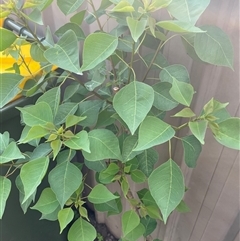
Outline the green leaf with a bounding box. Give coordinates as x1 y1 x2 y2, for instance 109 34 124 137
58 208 74 233
76 100 103 127
203 98 229 116
134 116 175 151
94 192 122 215
189 120 208 144
44 30 82 74
122 135 142 163
51 139 62 160
0 132 9 153
141 216 157 237
17 102 53 127
122 210 140 236
57 0 84 15
70 10 86 25
181 135 202 168
148 0 172 11
111 1 134 12
15 175 36 214
0 28 17 51
0 73 24 108
84 159 107 172
37 87 61 117
0 142 24 164
173 108 195 118
124 223 145 241
99 163 120 184
176 200 190 213
68 217 96 241
153 82 178 111
54 102 78 125
137 148 159 177
82 129 122 161
148 159 185 223
31 188 59 214
113 81 154 135
121 177 129 197
49 161 83 208
156 20 205 33
64 130 90 152
170 79 194 106
126 17 147 42
55 23 85 41
22 8 43 25
30 43 47 62
145 205 162 220
20 126 49 143
160 64 190 83
130 170 146 183
167 0 210 24
66 115 86 128
194 25 234 69
20 157 49 203
40 205 61 221
81 33 118 72
214 118 240 150
88 184 118 204
181 34 203 61
0 176 11 219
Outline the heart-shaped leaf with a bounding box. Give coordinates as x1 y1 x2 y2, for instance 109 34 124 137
49 161 83 208
44 30 82 74
68 218 96 241
113 81 154 135
20 157 49 203
149 159 185 223
194 25 234 69
134 116 175 151
81 33 118 72
82 129 122 161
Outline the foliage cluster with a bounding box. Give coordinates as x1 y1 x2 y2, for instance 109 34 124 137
0 0 239 240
